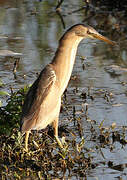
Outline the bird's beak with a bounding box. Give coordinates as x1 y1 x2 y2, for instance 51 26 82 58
93 33 116 45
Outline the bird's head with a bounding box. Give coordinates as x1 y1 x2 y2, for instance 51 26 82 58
67 24 116 45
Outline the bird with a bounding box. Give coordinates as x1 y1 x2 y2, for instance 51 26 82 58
20 24 115 151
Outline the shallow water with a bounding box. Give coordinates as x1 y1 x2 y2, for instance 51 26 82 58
0 0 127 179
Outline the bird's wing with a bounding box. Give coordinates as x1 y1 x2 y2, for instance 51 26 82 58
21 64 56 128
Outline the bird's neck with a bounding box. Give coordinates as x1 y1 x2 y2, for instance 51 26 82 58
51 34 83 95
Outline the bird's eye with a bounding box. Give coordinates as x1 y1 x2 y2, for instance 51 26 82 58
87 30 91 35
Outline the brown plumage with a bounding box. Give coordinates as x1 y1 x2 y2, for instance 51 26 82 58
21 64 56 132
20 24 115 151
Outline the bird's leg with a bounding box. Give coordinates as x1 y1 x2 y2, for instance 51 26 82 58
52 118 63 148
25 131 30 152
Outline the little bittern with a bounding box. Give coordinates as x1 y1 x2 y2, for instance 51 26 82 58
20 24 115 151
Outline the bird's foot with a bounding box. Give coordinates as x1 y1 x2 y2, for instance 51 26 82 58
55 136 63 149
23 146 28 152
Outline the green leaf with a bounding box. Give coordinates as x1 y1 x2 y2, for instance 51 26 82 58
0 91 10 96
99 119 105 129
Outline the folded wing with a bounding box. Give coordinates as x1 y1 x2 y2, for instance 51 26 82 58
20 64 56 132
